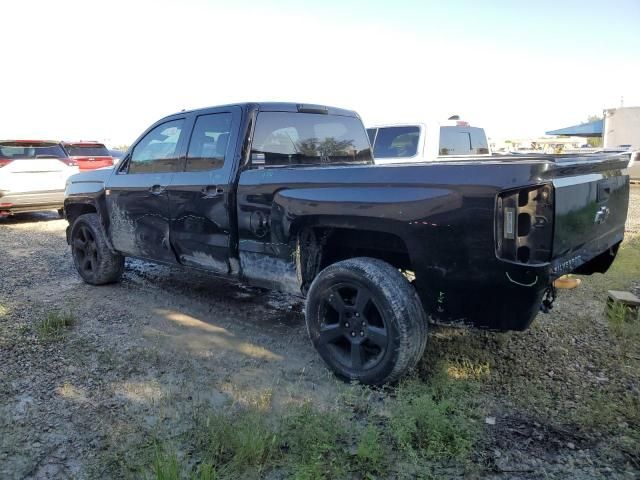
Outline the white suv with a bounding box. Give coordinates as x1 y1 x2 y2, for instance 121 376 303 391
0 140 79 217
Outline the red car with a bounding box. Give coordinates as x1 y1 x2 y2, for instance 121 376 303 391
62 141 114 171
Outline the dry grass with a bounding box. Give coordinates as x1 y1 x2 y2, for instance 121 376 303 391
36 311 75 340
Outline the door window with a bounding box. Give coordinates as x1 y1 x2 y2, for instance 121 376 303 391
185 113 233 171
128 119 184 173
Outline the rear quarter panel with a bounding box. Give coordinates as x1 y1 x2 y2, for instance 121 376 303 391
237 161 530 303
236 154 628 330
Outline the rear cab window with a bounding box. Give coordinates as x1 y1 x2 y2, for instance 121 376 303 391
64 144 110 157
250 112 372 167
439 126 489 156
0 141 67 159
371 126 420 158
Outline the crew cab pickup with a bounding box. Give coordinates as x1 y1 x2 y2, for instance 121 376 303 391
64 102 630 385
367 120 491 164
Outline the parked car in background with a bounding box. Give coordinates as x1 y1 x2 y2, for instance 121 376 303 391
0 140 79 217
64 102 629 385
62 141 114 171
367 119 490 164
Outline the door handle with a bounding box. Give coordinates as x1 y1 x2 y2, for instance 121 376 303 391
149 184 165 195
201 185 224 198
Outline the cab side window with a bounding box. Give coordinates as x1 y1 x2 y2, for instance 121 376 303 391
372 126 420 158
185 113 232 172
128 119 184 174
439 127 471 156
439 126 489 155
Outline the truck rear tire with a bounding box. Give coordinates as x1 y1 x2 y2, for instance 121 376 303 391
305 257 427 385
70 213 125 285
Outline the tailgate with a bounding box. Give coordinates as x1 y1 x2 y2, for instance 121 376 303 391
549 153 630 273
75 156 114 170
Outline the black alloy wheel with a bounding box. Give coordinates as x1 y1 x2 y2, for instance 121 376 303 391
70 213 124 285
306 257 427 385
318 282 389 371
73 224 99 276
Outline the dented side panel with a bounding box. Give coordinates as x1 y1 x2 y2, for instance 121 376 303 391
167 106 244 275
104 172 178 263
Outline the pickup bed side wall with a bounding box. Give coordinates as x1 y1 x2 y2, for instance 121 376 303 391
236 155 628 331
237 162 543 329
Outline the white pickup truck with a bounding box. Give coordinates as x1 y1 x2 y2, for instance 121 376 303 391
367 119 491 164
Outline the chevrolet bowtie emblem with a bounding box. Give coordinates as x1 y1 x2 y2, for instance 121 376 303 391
594 206 611 225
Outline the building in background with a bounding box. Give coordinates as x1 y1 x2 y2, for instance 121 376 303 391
603 106 640 150
545 106 640 151
544 106 640 180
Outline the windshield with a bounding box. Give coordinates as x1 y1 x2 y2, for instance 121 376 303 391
65 144 110 157
0 142 67 159
251 112 372 167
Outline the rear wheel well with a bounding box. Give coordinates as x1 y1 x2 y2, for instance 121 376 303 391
297 226 412 293
65 203 97 224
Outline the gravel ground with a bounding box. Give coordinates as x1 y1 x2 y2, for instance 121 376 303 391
0 186 638 479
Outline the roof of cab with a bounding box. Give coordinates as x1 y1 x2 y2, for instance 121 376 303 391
160 102 360 121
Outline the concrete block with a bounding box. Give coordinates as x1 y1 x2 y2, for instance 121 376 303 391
607 290 640 307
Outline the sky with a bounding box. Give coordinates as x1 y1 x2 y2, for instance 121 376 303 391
1 0 639 146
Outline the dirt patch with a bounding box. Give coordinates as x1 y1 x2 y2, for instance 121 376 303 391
1 186 639 479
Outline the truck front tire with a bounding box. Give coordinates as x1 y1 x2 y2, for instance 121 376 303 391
70 213 124 285
305 257 427 385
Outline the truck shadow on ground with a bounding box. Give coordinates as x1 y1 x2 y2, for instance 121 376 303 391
0 210 61 224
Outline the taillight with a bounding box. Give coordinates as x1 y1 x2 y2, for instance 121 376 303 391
0 158 12 168
496 184 554 264
59 158 78 167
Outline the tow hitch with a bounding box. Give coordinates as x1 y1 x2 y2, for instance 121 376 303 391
540 285 556 313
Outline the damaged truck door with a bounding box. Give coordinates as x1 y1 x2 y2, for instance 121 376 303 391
105 119 185 262
167 108 242 274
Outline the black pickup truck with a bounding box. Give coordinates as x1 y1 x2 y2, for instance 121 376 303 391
64 102 630 385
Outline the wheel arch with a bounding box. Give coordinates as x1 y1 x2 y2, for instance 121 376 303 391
65 197 116 253
289 216 415 294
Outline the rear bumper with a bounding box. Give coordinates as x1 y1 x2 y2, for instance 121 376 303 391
0 189 64 213
416 229 624 332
